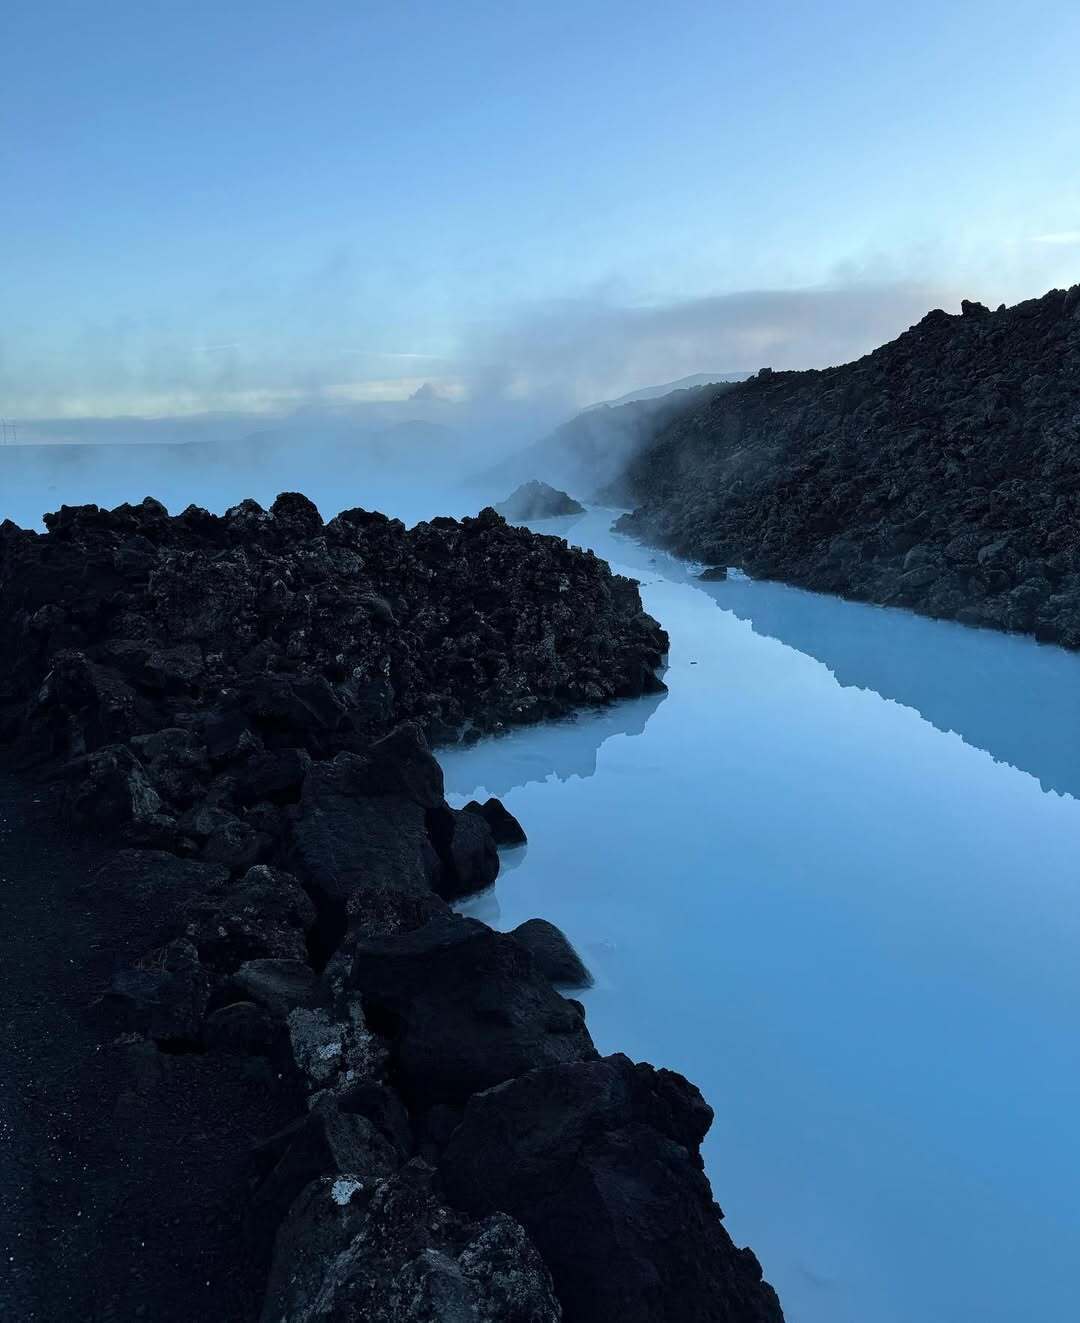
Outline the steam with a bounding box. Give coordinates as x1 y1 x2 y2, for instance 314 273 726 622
0 279 956 530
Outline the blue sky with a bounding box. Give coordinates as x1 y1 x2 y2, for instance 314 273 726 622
2 0 1079 422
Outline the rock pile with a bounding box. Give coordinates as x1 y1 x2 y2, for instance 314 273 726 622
617 285 1080 645
0 493 782 1321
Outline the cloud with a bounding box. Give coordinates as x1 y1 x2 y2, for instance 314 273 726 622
0 277 957 424
1029 231 1080 246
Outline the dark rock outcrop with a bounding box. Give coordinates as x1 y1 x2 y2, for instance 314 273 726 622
260 1162 563 1323
617 285 1080 645
495 479 586 520
0 490 781 1322
349 913 596 1104
442 1054 784 1323
510 918 592 987
464 795 528 845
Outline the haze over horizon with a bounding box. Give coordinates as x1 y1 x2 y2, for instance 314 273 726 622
3 1 1079 437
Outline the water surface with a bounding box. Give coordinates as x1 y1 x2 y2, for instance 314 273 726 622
439 508 1080 1323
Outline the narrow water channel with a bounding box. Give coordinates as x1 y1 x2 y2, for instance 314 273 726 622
439 507 1080 1323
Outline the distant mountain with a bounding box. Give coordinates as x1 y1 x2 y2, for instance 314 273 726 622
616 286 1080 647
583 372 749 411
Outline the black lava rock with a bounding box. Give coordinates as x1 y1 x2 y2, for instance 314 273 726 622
463 795 527 845
617 284 1080 646
441 1054 785 1323
495 479 586 520
510 917 592 987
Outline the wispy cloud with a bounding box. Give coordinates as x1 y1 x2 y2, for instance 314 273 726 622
1029 231 1080 246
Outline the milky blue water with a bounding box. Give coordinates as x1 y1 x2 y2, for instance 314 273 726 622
439 508 1080 1323
8 455 1080 1322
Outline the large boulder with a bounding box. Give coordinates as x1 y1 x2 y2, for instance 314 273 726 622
441 1054 785 1323
495 480 586 521
180 864 315 972
261 1160 562 1323
292 754 437 904
464 795 527 846
510 918 591 987
349 913 596 1104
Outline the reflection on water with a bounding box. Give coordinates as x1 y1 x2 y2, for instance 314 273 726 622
442 689 666 798
699 574 1080 801
439 507 1080 1323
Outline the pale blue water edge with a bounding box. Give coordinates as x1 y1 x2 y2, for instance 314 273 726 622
9 458 1080 1321
438 508 1080 1323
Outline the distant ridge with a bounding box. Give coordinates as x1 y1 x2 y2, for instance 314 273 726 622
584 372 749 411
616 286 1080 646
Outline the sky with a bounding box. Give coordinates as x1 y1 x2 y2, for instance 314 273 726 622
2 0 1079 427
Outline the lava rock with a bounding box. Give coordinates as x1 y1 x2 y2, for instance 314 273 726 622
616 283 1080 649
495 479 586 520
427 804 500 899
233 958 321 1019
510 918 592 987
349 912 596 1104
463 796 527 846
261 1160 561 1323
181 864 316 972
441 1053 784 1323
292 755 436 903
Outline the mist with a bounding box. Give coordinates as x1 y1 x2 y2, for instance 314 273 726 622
1 279 954 531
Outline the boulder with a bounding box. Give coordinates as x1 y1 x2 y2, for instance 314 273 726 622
181 864 315 972
349 913 596 1104
292 755 436 903
249 1094 402 1253
463 796 527 846
260 1160 561 1323
233 958 321 1019
495 480 586 521
510 918 592 987
441 1054 784 1323
427 804 500 899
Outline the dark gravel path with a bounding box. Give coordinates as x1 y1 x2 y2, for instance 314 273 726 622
0 770 299 1321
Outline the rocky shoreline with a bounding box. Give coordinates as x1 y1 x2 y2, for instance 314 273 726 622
614 285 1080 647
0 493 783 1321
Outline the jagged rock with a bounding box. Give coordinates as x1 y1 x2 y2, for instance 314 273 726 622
233 958 321 1018
261 1161 561 1323
258 1175 372 1323
463 796 527 846
345 884 449 942
427 805 500 899
234 747 311 805
349 913 596 1104
617 284 1080 648
287 999 386 1096
64 744 162 828
698 565 728 581
249 1094 403 1253
510 918 591 987
495 479 586 521
441 1054 784 1323
292 755 436 903
181 864 315 971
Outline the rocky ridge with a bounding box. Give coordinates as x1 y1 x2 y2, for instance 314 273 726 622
616 285 1080 645
0 492 782 1321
